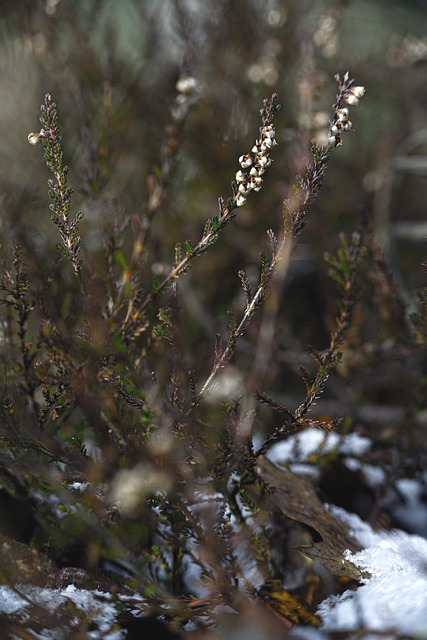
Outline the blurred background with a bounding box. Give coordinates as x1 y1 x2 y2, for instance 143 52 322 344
1 0 426 436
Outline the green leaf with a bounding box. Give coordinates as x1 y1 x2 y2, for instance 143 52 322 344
152 274 160 294
114 251 129 271
185 240 194 258
228 310 237 336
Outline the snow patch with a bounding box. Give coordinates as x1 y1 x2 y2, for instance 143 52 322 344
318 507 427 636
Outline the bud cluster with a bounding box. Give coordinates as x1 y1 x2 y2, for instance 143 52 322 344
171 74 199 122
234 123 277 207
327 80 365 148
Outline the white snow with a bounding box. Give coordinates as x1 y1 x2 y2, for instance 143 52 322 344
266 427 371 466
316 506 427 637
0 584 126 640
266 429 427 636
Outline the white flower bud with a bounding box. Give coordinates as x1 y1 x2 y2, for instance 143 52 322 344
257 155 269 166
239 154 253 168
345 93 359 106
235 194 247 207
27 129 46 145
263 137 274 149
252 144 261 154
262 126 276 139
249 166 259 176
236 170 246 183
238 182 249 194
337 108 349 122
330 124 341 135
250 176 262 189
176 75 198 94
352 86 365 98
342 121 352 132
327 134 342 147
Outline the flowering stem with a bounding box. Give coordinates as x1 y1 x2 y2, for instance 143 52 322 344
138 94 281 316
198 74 366 403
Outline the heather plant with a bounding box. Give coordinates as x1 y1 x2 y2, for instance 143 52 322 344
0 67 374 633
0 43 426 635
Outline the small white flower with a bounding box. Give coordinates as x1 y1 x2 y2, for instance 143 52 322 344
330 123 341 135
345 93 359 106
263 137 275 149
328 134 342 147
238 182 249 194
252 143 261 154
236 170 246 183
262 126 276 138
235 194 247 207
342 121 352 132
337 108 349 122
258 157 271 169
27 129 46 145
239 154 253 168
257 155 269 167
250 175 263 189
249 166 259 176
176 75 198 94
352 86 365 98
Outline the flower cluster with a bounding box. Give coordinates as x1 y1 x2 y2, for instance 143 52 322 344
234 123 277 207
327 81 365 148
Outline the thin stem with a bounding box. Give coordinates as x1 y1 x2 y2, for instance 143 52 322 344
198 234 293 401
139 205 236 315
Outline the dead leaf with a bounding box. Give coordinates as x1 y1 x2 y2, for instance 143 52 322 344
0 533 120 592
258 582 321 626
0 533 54 586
